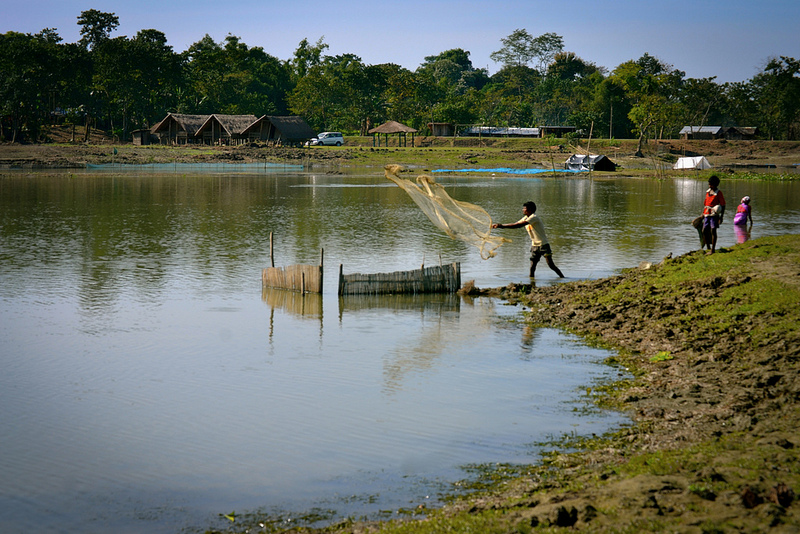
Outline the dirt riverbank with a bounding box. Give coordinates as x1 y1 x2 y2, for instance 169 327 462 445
2 134 800 174
411 236 800 534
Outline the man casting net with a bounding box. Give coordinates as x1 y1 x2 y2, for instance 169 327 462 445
384 164 509 259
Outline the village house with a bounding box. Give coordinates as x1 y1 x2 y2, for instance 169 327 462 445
680 126 759 141
149 113 315 146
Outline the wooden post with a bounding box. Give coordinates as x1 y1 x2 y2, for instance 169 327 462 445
301 272 306 294
270 232 274 268
338 264 344 295
587 121 594 179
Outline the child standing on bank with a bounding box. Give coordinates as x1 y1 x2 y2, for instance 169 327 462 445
702 175 726 254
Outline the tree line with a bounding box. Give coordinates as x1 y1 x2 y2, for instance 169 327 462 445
2 10 799 144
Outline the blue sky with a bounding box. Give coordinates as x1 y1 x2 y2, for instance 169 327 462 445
3 0 798 83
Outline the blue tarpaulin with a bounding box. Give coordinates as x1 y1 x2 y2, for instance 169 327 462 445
430 167 581 175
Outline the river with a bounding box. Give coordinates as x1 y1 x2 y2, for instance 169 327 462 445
1 166 798 533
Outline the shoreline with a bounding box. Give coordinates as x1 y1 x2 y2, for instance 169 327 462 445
2 138 800 177
432 237 800 532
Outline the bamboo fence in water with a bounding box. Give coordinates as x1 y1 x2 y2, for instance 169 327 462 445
337 262 461 296
261 233 324 293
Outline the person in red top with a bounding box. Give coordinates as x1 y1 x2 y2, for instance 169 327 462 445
702 175 726 254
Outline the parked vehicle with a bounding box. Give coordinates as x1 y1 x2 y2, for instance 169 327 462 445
309 132 344 146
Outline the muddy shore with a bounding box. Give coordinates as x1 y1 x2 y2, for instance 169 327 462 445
288 237 800 534
430 237 800 533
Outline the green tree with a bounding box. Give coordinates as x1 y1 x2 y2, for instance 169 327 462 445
490 30 563 73
77 9 119 50
380 64 425 128
538 52 604 129
751 56 800 139
490 29 537 68
0 30 68 141
182 34 290 116
290 37 328 82
609 54 684 154
478 65 541 126
531 32 565 73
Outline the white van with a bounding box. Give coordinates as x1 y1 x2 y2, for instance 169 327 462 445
310 132 344 146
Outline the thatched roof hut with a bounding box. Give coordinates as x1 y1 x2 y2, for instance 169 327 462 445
243 115 316 146
196 114 258 145
368 120 418 147
722 126 758 140
150 113 210 144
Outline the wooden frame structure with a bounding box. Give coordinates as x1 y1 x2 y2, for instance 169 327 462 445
368 120 418 147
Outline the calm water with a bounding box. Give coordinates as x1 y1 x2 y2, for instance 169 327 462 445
1 167 799 533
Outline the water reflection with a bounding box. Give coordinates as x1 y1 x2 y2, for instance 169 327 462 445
735 224 752 244
262 287 323 318
338 292 460 314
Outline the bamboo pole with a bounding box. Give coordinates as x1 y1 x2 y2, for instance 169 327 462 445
270 232 274 268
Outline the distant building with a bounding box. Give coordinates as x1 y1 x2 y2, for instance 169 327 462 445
679 126 724 140
242 115 316 146
149 113 314 146
461 126 541 137
460 125 576 138
368 120 418 147
150 113 209 145
131 129 155 146
539 126 577 137
679 126 759 140
427 122 454 137
196 114 257 145
722 126 759 140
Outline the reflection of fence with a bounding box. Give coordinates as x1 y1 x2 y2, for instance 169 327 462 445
261 233 323 293
337 262 460 296
338 292 460 315
262 287 322 317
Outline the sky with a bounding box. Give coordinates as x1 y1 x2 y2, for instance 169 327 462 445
3 0 799 83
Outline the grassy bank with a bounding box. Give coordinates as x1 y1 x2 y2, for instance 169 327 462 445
213 235 800 533
2 138 799 180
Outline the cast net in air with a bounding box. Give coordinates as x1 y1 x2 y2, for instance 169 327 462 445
384 164 510 259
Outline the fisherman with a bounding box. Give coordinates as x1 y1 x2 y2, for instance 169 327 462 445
492 201 565 278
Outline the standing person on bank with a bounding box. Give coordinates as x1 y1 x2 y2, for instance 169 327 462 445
492 201 565 278
702 175 726 254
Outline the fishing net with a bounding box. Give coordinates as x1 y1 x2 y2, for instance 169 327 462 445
384 164 510 259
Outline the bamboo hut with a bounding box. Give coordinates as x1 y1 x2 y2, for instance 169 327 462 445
150 113 209 145
368 120 418 147
242 115 316 146
196 114 258 145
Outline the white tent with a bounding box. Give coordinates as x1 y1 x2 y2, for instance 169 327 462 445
673 156 712 170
